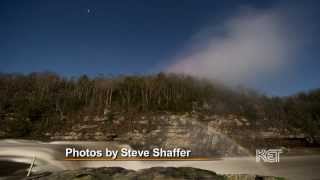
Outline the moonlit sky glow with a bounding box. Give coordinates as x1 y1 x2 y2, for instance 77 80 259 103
0 0 320 96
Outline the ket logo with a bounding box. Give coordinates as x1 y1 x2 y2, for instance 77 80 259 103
256 149 282 163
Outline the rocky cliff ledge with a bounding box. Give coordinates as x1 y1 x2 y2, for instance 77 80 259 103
43 111 317 156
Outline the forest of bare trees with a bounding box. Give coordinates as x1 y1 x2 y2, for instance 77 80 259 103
0 72 319 139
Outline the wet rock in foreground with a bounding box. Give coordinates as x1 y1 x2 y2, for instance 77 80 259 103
11 167 284 180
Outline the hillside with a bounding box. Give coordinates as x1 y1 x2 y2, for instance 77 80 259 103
0 72 319 152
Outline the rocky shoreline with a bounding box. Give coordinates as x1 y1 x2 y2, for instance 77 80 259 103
6 167 285 180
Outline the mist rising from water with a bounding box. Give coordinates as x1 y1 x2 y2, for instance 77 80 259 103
166 7 301 86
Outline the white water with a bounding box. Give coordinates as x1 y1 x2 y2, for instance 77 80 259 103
0 139 319 180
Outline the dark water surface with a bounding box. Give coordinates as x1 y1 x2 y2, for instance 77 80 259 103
0 160 28 176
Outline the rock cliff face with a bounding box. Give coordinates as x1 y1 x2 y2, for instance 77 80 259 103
46 112 252 157
123 113 250 157
8 167 284 180
43 111 314 156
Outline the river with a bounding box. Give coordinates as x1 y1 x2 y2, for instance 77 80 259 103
0 139 319 180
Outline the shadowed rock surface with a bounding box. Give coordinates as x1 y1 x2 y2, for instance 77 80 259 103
5 167 284 180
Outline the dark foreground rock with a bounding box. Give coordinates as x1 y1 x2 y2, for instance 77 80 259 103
6 167 284 180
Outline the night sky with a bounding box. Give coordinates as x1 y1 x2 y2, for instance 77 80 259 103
0 0 319 96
